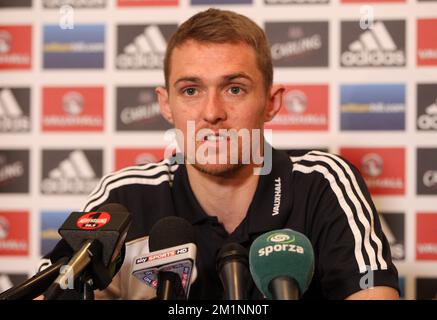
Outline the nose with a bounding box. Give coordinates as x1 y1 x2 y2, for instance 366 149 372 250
201 90 227 125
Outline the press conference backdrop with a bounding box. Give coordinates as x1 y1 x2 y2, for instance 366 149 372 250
0 0 436 300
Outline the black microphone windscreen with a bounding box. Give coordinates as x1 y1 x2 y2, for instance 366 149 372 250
44 238 74 263
148 216 195 252
216 242 248 271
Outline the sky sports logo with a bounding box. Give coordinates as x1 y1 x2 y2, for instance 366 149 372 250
341 20 405 67
41 149 102 194
116 87 172 131
116 24 177 70
265 85 329 131
42 87 104 132
0 88 30 132
417 84 437 131
340 84 405 131
43 24 105 69
265 21 329 67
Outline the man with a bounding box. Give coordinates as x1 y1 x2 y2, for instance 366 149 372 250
84 8 399 300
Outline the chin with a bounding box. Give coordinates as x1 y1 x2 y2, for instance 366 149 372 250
192 162 244 177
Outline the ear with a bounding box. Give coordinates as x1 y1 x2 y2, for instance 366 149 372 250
156 86 174 125
264 84 285 122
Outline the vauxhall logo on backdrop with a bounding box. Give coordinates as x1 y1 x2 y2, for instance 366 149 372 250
116 24 177 70
0 88 31 132
116 87 172 131
0 211 29 256
117 0 178 5
265 21 329 67
265 0 329 3
417 148 437 195
41 149 102 195
115 148 165 171
42 0 107 8
416 213 437 261
341 20 406 67
417 84 437 131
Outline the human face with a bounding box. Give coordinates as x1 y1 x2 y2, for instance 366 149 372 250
157 40 283 176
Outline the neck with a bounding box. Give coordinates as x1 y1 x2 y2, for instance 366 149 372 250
186 164 260 234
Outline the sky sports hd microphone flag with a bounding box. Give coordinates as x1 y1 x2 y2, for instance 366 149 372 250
132 216 197 300
249 229 315 300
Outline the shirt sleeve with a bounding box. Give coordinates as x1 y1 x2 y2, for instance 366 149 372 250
307 154 399 299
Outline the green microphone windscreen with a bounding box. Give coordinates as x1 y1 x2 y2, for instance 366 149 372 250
249 229 315 299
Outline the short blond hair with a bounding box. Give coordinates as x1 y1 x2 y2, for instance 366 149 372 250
164 8 273 91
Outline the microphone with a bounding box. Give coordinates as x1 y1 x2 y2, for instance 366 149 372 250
132 216 197 300
43 203 131 300
216 242 252 300
249 228 314 300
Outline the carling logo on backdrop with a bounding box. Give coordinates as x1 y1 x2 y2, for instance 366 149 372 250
417 148 437 195
340 147 405 195
340 84 405 130
341 20 405 67
116 87 172 131
266 21 329 67
115 148 166 171
0 25 31 70
42 87 104 132
116 24 177 70
43 24 105 69
0 149 29 194
265 85 329 131
0 88 30 133
41 149 102 195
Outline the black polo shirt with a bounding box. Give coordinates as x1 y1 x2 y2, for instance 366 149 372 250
83 147 399 300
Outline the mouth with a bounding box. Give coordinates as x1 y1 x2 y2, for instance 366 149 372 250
203 133 228 142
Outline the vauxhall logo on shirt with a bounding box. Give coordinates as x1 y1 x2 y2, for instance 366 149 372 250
340 20 406 67
417 148 437 195
417 84 437 131
265 21 329 67
340 147 405 195
116 24 177 70
41 149 102 195
0 87 31 133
